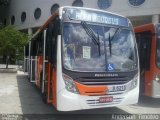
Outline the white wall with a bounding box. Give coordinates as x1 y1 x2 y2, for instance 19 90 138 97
0 0 160 29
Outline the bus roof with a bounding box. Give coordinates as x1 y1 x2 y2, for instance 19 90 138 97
134 23 156 33
59 6 127 18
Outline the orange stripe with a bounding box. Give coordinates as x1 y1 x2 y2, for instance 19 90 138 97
47 63 52 103
31 12 59 40
52 68 57 107
75 81 108 96
38 12 59 32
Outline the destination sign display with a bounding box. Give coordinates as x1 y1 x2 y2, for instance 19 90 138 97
67 8 129 27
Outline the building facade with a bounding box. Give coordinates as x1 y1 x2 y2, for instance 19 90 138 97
0 0 160 35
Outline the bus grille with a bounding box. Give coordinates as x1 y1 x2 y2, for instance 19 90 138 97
86 97 123 106
78 77 131 85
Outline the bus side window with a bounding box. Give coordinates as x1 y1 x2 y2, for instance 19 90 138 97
46 17 60 66
46 22 54 64
25 43 29 57
37 32 43 55
145 32 152 71
135 31 152 71
30 39 37 56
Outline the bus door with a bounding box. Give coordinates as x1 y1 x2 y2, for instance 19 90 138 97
43 17 60 105
136 31 152 95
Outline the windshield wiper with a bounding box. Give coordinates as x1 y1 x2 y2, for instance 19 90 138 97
97 32 101 56
81 21 101 56
108 33 112 56
104 35 108 70
111 28 120 41
108 28 120 56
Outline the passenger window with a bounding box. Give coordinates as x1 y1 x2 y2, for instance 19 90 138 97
37 32 44 55
30 38 38 56
25 43 29 56
136 31 152 71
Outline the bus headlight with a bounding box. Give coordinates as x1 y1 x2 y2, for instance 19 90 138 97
62 74 79 94
131 74 138 89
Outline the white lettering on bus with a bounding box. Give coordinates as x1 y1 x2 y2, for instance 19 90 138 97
75 12 119 25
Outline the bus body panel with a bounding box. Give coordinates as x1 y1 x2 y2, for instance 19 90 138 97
57 82 139 111
134 23 160 98
56 35 66 93
47 63 52 103
52 67 57 107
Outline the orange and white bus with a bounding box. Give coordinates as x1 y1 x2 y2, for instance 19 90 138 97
134 23 160 98
24 6 139 111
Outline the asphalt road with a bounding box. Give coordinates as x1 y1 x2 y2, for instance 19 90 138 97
0 72 160 120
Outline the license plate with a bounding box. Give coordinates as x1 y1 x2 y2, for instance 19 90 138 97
99 96 113 103
112 85 126 92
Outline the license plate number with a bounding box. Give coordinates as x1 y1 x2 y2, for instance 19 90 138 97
99 96 113 103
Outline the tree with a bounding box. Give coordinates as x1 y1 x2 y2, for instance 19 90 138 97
0 26 28 68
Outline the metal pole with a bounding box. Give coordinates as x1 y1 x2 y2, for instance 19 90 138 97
28 28 32 79
28 41 31 79
42 29 47 93
31 56 33 82
23 46 26 72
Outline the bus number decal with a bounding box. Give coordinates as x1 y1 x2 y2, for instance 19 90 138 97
112 85 126 92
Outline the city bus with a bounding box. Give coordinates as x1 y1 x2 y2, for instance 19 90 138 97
24 6 139 111
134 23 160 98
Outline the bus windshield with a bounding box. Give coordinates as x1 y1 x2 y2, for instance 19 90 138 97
156 24 160 68
62 22 137 72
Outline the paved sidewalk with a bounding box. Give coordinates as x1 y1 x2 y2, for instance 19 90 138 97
0 73 54 114
0 64 18 73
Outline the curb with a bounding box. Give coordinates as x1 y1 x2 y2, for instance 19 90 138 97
0 68 17 73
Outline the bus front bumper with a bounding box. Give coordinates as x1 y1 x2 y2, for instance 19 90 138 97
57 87 139 111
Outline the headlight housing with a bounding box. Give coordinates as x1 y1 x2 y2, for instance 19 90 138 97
131 74 138 89
62 74 79 94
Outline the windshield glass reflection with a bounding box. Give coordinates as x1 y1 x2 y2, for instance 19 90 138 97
63 22 137 72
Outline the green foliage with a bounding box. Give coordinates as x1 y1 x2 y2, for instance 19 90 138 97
0 25 28 63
